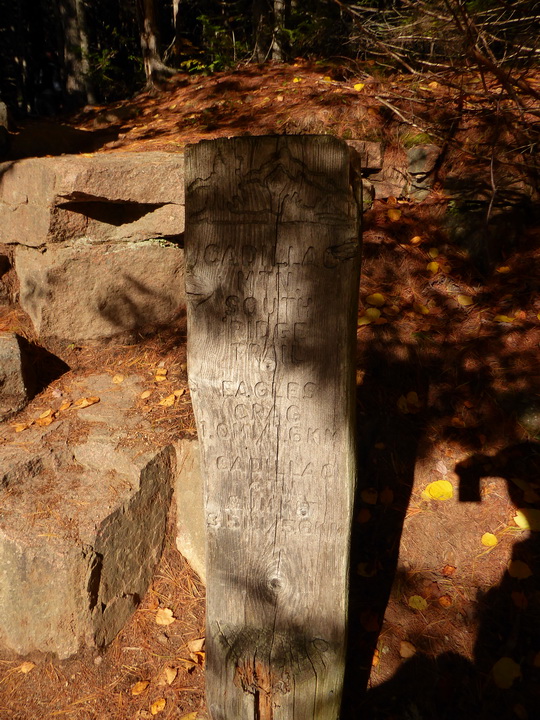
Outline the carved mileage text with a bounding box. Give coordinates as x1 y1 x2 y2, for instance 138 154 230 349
185 136 361 720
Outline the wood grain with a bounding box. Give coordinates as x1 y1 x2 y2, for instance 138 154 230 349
185 136 362 720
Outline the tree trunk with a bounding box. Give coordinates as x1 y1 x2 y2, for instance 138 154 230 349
59 0 94 106
252 0 268 62
271 0 286 61
185 136 362 720
136 0 174 87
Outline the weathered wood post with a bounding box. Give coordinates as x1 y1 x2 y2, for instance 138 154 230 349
185 136 362 720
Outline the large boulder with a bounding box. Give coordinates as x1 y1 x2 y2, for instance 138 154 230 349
0 332 35 420
15 240 185 344
0 152 185 247
0 373 174 658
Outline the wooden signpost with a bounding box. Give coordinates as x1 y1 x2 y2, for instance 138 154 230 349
185 136 362 720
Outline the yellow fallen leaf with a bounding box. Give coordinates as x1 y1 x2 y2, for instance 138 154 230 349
358 315 372 326
410 235 423 245
141 390 152 399
151 698 166 715
372 648 380 667
19 661 35 674
457 294 474 306
156 608 175 626
428 248 439 258
408 595 428 611
158 394 176 407
13 423 29 433
173 388 186 397
426 261 439 274
39 409 53 419
514 508 540 531
399 641 416 658
496 266 511 274
361 488 378 505
190 651 205 666
112 374 124 384
481 533 498 547
422 480 454 501
354 83 365 91
366 293 386 307
293 77 301 83
428 81 439 89
492 657 521 689
387 208 402 221
365 307 381 321
73 396 100 409
384 304 400 316
155 375 167 382
323 76 332 82
179 714 198 720
494 315 515 323
508 560 532 579
36 415 54 427
131 680 149 696
438 594 452 608
58 400 72 412
187 638 205 653
413 303 430 315
155 367 168 376
158 666 178 686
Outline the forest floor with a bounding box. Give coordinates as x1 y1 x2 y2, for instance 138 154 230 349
1 60 540 719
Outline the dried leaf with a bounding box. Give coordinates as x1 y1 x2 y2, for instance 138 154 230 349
397 395 410 414
13 423 29 433
438 595 453 608
442 564 456 577
492 657 521 689
366 293 386 307
131 680 149 696
112 374 124 384
380 487 394 505
39 409 53 419
179 714 198 720
361 488 378 505
158 394 176 408
58 400 72 412
155 368 168 376
35 415 54 427
496 266 511 274
422 480 454 501
513 508 540 531
387 208 402 221
354 83 365 91
426 261 439 274
140 390 152 399
494 315 515 323
358 315 372 326
410 235 423 245
406 391 421 407
508 560 532 579
413 303 430 315
323 76 332 82
357 508 372 524
187 638 205 653
191 651 205 666
158 666 178 686
383 304 400 316
408 595 428 611
481 533 498 547
428 247 439 258
293 77 301 83
156 608 175 626
173 388 186 397
155 375 168 382
365 307 381 321
372 648 380 667
457 294 474 306
19 661 35 674
399 641 416 658
73 396 100 409
511 591 528 610
150 698 166 715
